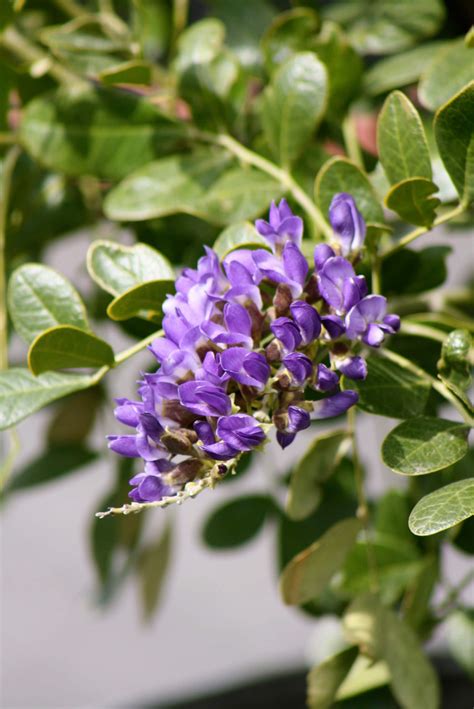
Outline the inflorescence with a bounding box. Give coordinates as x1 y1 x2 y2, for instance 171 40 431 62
107 194 399 506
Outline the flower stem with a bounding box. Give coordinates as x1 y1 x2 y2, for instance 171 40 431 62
347 407 379 592
342 114 364 169
194 130 333 239
381 203 465 259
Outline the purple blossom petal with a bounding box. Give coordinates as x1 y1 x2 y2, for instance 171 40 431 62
321 315 345 339
270 317 302 352
314 243 335 270
338 356 367 380
329 193 366 256
283 352 313 384
290 300 321 343
220 348 269 388
107 435 139 457
315 364 339 391
312 390 359 419
178 381 231 417
216 414 265 451
282 242 308 286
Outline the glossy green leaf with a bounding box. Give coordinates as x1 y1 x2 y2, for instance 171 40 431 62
7 445 97 491
20 86 185 180
382 417 470 475
343 355 431 419
99 60 153 85
138 522 173 620
261 52 327 168
408 479 474 536
377 92 432 183
315 157 384 225
323 0 445 55
0 368 95 430
385 177 440 227
363 41 448 95
261 8 320 73
307 646 358 709
28 326 114 374
87 240 174 297
103 149 231 222
382 246 450 296
287 430 348 521
419 39 474 111
213 221 269 258
280 517 362 605
434 81 474 205
202 495 272 549
446 610 474 679
343 593 440 709
106 279 174 321
8 264 89 345
174 18 225 75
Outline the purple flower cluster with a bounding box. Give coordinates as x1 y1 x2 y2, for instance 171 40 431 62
108 194 399 504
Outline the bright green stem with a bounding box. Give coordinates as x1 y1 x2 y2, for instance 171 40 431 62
381 203 465 259
89 328 164 387
342 114 364 169
380 348 474 426
0 145 21 372
347 407 379 592
0 26 82 85
195 131 333 240
371 255 382 295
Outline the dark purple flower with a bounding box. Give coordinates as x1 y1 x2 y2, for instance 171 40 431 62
321 315 345 339
276 405 311 448
271 317 302 352
107 434 139 457
315 364 339 391
338 356 367 380
314 243 335 270
290 300 321 344
329 193 366 256
129 460 174 503
220 347 270 388
345 295 400 347
312 390 359 419
318 257 367 314
136 412 166 461
283 352 313 385
255 199 303 251
178 381 231 417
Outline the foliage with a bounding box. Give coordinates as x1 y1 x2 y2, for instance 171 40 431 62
0 1 473 706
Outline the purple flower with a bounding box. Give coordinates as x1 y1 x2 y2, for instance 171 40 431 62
271 317 302 352
276 405 311 448
290 300 321 344
337 356 367 380
321 315 345 339
202 302 253 349
329 193 366 256
283 352 313 385
129 460 174 502
202 414 265 459
314 243 335 270
220 347 270 389
255 199 303 251
318 257 367 314
345 295 400 347
253 242 308 297
315 364 339 392
107 434 139 457
178 381 231 417
312 390 359 419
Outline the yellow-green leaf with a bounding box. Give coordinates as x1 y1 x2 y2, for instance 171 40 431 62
28 325 114 375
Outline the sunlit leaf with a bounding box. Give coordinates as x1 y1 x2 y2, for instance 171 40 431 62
106 280 174 321
408 478 474 536
28 326 114 374
385 177 440 227
307 646 358 709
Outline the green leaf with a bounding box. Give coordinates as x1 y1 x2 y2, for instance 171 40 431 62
342 355 431 419
174 18 225 75
419 39 474 111
213 221 269 258
315 157 384 225
343 593 440 709
438 329 472 391
336 655 390 701
0 368 95 430
28 325 114 375
446 610 474 679
202 494 271 549
381 417 470 475
137 522 173 620
287 430 348 521
132 0 170 61
307 646 358 709
7 445 97 491
408 479 474 536
20 86 185 180
261 52 327 168
434 81 474 205
106 279 174 321
323 0 445 55
385 177 440 227
381 246 451 296
363 41 448 95
103 149 231 222
8 263 89 345
39 18 128 54
99 60 153 86
403 556 438 632
374 491 414 543
86 240 174 297
377 91 432 184
261 8 320 73
280 517 362 605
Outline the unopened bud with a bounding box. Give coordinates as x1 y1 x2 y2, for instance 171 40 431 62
168 458 203 484
273 283 293 317
265 340 282 362
304 274 321 303
161 428 198 455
